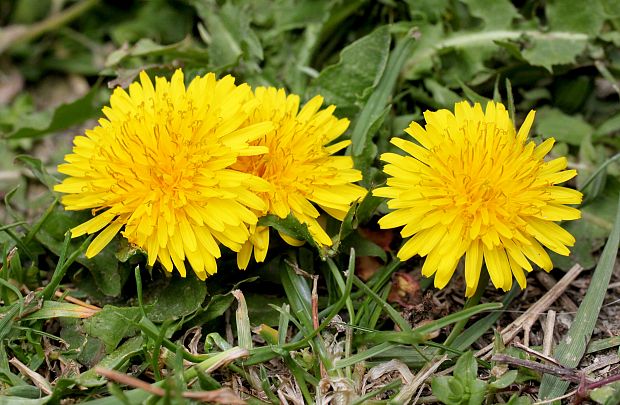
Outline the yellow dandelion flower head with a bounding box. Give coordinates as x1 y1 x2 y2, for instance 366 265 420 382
233 87 367 269
374 101 582 296
54 69 274 280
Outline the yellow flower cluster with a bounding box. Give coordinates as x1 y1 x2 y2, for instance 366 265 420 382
56 69 582 295
55 70 366 280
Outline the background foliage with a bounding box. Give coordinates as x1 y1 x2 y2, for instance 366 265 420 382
1 0 619 403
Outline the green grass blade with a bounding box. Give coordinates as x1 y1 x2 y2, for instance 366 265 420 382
332 342 395 369
538 193 620 400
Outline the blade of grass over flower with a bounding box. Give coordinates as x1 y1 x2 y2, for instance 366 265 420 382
506 78 516 123
539 193 620 400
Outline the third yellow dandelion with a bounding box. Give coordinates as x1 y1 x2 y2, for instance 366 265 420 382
374 101 582 296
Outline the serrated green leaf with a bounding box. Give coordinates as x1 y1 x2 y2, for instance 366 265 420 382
83 306 141 353
193 0 262 70
308 25 391 117
143 273 207 323
546 0 605 36
461 0 519 29
521 36 587 72
105 38 208 69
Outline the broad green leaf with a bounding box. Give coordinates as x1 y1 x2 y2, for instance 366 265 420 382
74 336 144 387
4 85 101 139
506 395 532 405
454 351 477 385
405 0 450 23
535 107 594 145
352 31 416 181
244 294 287 327
83 306 141 352
521 36 587 72
595 113 620 138
539 192 620 399
546 0 606 36
193 0 263 70
425 79 462 108
0 396 51 405
590 382 620 405
461 0 519 29
273 0 332 31
109 0 193 45
490 370 518 389
143 273 207 322
432 376 456 405
468 379 488 405
105 38 209 69
308 26 391 118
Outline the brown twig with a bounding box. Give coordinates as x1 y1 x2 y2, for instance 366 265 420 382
535 272 579 312
95 367 246 404
513 342 562 367
491 354 591 384
477 263 584 359
55 290 101 310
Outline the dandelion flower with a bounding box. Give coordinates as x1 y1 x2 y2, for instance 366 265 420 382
374 101 582 296
233 87 367 269
54 70 273 279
